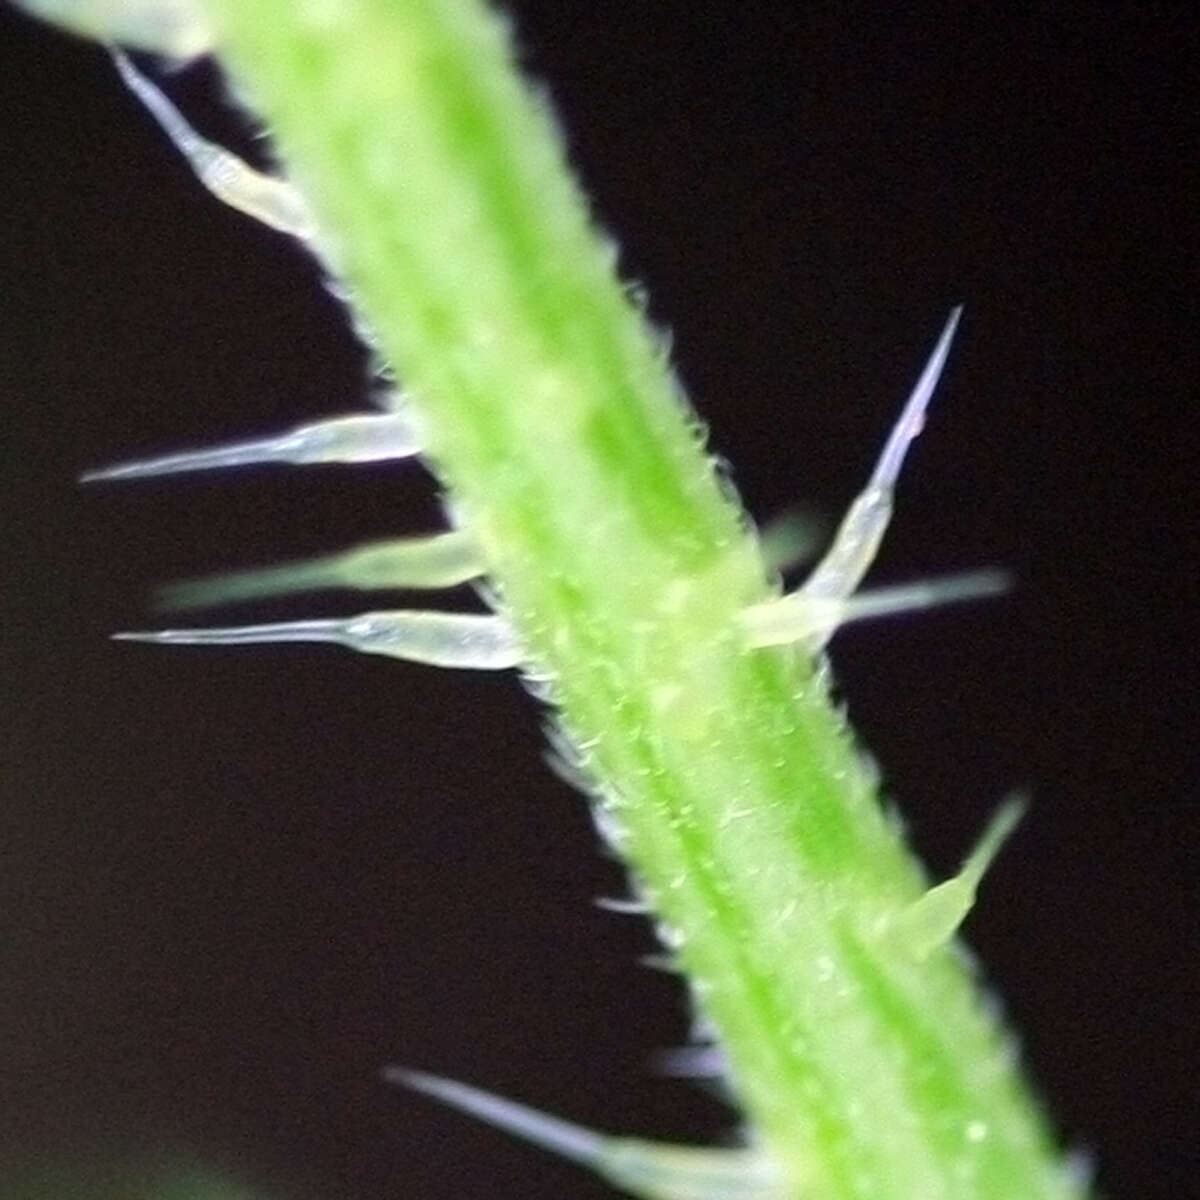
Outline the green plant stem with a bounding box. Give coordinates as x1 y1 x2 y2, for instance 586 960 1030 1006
202 1 1080 1195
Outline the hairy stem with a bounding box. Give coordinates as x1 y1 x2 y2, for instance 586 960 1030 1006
198 1 1079 1195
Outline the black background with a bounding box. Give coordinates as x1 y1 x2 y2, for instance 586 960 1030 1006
1 3 1195 1197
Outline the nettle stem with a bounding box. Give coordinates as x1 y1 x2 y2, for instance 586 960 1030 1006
148 1 1076 1195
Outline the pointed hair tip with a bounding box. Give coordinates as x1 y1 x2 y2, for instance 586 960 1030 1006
380 1065 469 1105
991 790 1031 834
967 565 1014 596
381 1065 457 1105
380 1064 421 1089
1003 786 1030 810
939 303 964 340
78 460 177 484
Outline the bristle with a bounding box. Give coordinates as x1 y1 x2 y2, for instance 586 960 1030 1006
743 568 1011 648
111 49 317 239
594 896 651 916
653 1044 729 1080
115 609 522 669
80 412 421 482
384 1068 605 1167
156 531 484 610
889 794 1027 960
384 1067 783 1198
868 305 962 495
800 308 963 612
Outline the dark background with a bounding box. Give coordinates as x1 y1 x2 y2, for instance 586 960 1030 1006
1 3 1195 1197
